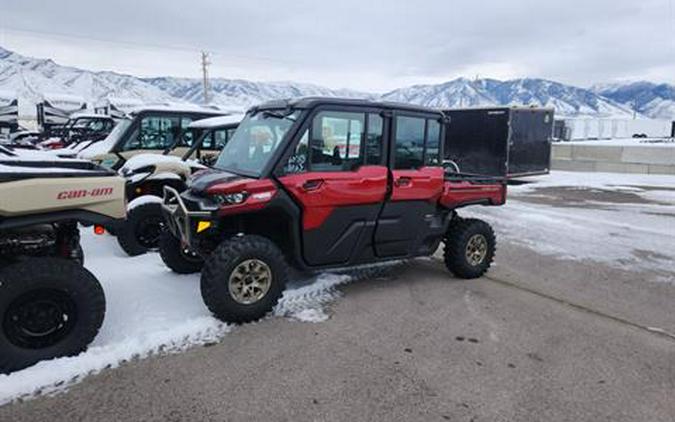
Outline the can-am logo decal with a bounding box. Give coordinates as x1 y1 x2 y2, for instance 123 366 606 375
57 187 114 200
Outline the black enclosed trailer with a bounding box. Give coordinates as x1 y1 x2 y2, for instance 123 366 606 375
442 107 553 178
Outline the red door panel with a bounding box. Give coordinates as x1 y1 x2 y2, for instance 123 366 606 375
279 165 388 230
390 166 444 202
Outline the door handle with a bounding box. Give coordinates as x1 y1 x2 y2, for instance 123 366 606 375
395 176 412 187
302 179 324 191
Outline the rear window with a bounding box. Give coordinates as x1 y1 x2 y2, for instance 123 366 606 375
394 116 442 169
394 116 425 169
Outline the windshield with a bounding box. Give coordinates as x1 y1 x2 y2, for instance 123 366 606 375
213 110 299 176
77 118 131 157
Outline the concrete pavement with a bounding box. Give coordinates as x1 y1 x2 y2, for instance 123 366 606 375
2 243 674 422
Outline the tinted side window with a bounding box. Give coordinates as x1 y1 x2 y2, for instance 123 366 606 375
394 116 425 169
366 114 383 165
213 128 229 149
124 115 180 151
426 119 441 165
198 130 215 150
310 111 364 172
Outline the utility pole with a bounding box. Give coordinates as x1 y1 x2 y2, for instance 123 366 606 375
632 99 637 120
201 51 211 104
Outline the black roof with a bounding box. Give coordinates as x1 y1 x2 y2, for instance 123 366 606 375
252 97 443 115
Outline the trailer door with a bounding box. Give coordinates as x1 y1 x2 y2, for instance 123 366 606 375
507 109 553 177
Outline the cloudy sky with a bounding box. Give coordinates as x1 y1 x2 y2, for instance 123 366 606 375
0 0 673 92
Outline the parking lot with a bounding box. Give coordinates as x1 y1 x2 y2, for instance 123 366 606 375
1 172 674 421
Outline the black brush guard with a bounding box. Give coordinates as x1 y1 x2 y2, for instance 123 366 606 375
161 186 213 248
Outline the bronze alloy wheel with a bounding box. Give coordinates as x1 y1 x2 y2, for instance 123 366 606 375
465 234 488 266
228 259 273 305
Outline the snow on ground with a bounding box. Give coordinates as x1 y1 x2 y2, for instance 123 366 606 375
0 233 352 405
1 170 674 405
466 171 675 279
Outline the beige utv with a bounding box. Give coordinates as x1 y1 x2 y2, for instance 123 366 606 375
112 114 241 256
0 146 125 373
75 105 230 168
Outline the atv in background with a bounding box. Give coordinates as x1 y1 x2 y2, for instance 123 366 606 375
76 105 231 169
0 156 125 373
160 97 508 323
114 114 241 256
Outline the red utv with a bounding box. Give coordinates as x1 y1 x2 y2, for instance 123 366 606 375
160 98 507 323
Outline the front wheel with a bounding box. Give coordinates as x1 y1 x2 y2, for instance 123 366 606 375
116 201 164 256
443 218 496 279
0 258 106 374
158 230 204 274
201 235 289 324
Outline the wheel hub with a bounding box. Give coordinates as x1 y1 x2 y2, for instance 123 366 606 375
3 289 77 349
465 234 488 266
228 259 272 305
135 217 165 249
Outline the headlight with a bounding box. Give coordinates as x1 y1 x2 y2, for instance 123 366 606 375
212 191 247 205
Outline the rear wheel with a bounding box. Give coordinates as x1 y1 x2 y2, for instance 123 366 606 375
117 202 164 256
443 218 496 279
201 235 288 324
158 230 204 274
0 258 106 374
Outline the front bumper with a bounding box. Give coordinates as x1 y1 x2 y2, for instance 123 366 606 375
161 186 214 247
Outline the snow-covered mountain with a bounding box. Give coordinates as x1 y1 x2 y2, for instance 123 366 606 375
0 46 369 115
0 46 174 113
0 45 671 119
382 78 635 118
592 81 675 120
143 77 371 109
